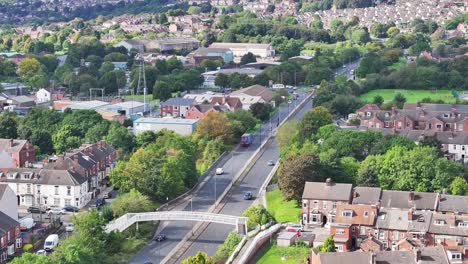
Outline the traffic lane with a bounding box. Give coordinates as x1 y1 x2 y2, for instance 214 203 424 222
178 142 280 260
131 94 310 262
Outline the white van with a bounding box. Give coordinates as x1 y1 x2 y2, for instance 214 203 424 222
44 234 59 251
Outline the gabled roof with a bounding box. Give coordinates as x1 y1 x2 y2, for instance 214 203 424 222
161 98 195 106
302 179 352 201
380 190 438 210
336 204 377 226
357 104 381 112
428 213 468 237
376 208 409 231
352 187 382 205
230 85 273 102
437 194 468 214
0 211 19 237
0 139 29 153
0 168 86 186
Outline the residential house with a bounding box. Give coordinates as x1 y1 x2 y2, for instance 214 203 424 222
46 141 116 197
428 213 468 248
374 208 411 251
186 104 222 119
301 178 353 228
437 194 468 216
0 211 21 264
352 187 382 205
332 204 378 251
35 88 51 103
0 139 35 169
0 185 18 221
160 98 195 118
230 85 274 110
210 96 243 111
0 168 89 209
380 190 439 211
208 42 275 58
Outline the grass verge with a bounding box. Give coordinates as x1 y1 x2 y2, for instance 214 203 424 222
257 243 310 264
358 89 464 103
266 189 301 223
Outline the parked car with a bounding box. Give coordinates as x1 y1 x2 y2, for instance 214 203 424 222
44 234 59 252
267 160 275 166
63 205 79 212
103 192 111 199
154 234 166 242
48 206 66 215
88 205 98 211
96 198 105 207
215 168 224 175
65 223 75 232
27 206 46 214
286 224 303 232
36 250 47 256
244 191 252 200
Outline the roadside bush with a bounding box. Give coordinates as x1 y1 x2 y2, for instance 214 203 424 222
23 244 33 252
242 205 275 231
214 231 242 261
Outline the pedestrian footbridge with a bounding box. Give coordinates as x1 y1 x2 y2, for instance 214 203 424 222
105 211 248 235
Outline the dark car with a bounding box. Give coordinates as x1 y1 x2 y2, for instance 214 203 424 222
96 198 105 208
27 207 46 214
244 192 252 200
154 234 166 242
103 192 111 199
63 205 79 212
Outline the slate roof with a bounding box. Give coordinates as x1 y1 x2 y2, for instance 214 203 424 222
230 85 273 102
0 168 86 186
352 187 382 205
380 190 438 210
407 211 432 233
428 213 468 237
0 211 19 237
375 250 416 264
375 208 409 231
0 184 8 200
161 98 195 106
0 139 29 153
317 251 372 264
336 204 378 226
437 194 468 213
302 180 353 201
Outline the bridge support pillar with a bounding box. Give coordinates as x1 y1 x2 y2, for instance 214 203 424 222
236 223 247 235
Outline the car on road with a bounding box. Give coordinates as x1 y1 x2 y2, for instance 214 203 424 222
44 234 59 252
36 250 47 256
96 198 105 208
343 65 347 68
63 205 79 212
267 160 275 166
244 191 252 200
215 168 224 175
103 192 111 199
65 223 75 232
154 234 166 242
27 206 46 214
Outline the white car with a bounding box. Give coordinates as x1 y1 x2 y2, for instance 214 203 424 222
48 206 65 215
215 168 224 175
65 223 74 232
36 250 47 256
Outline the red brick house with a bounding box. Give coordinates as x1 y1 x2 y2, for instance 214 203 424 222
0 211 21 264
186 104 222 120
0 139 35 169
211 96 243 111
160 98 195 118
301 178 353 229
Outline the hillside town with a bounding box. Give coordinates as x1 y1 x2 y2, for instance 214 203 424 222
0 0 466 264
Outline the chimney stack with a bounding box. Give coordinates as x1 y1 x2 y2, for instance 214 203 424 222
391 106 397 116
325 178 333 187
408 208 414 221
408 192 414 202
414 248 422 262
9 139 14 147
370 252 376 264
57 155 64 162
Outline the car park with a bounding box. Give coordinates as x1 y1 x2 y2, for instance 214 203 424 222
244 191 252 200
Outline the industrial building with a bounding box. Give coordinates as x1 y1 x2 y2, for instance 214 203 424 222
97 101 148 118
208 42 275 58
133 118 199 136
115 37 200 53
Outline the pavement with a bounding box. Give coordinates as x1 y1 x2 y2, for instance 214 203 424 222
129 92 309 264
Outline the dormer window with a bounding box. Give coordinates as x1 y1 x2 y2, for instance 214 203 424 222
444 113 449 118
435 220 445 225
342 210 353 218
417 215 425 222
366 112 371 117
385 113 390 117
458 222 468 228
364 211 369 217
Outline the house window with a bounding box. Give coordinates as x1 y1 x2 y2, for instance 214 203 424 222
54 198 60 206
445 124 450 128
342 210 353 218
329 214 336 223
458 222 468 227
393 231 398 240
336 229 345 235
451 253 462 259
311 214 321 223
67 186 71 196
436 124 442 129
384 121 389 128
366 112 371 117
360 226 366 236
332 202 337 209
379 231 385 240
36 185 41 193
15 238 22 249
26 184 31 194
364 211 369 217
65 199 71 206
303 202 307 208
313 200 318 209
303 214 307 222
323 202 327 209
444 114 449 118
335 245 343 252
7 231 10 241
54 186 59 195
454 145 457 150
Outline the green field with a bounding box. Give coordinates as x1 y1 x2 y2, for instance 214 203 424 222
266 189 301 223
257 243 310 264
122 94 159 102
358 89 463 103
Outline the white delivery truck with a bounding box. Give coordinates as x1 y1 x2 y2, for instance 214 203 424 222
44 234 59 252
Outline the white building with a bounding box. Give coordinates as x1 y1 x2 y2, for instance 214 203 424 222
133 118 199 136
35 88 51 103
201 68 263 88
209 42 275 58
0 169 91 209
97 101 148 118
0 184 18 221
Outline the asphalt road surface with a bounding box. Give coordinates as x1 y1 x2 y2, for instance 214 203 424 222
335 59 361 80
130 92 309 264
176 97 314 262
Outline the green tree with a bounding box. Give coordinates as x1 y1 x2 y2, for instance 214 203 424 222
135 130 158 148
106 123 134 153
249 102 271 121
320 235 336 252
85 122 110 144
31 130 54 155
241 204 273 231
196 112 233 142
298 106 333 141
214 232 242 261
279 153 323 201
153 80 172 101
240 52 257 65
450 177 468 195
110 189 153 217
99 70 126 95
393 93 406 108
10 253 51 264
52 125 82 153
18 57 45 87
181 252 215 264
372 95 384 106
226 109 258 138
214 73 229 88
356 155 381 187
0 111 18 139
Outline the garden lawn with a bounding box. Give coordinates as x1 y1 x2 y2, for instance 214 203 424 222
266 189 301 223
388 57 407 70
257 243 310 264
358 89 464 103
